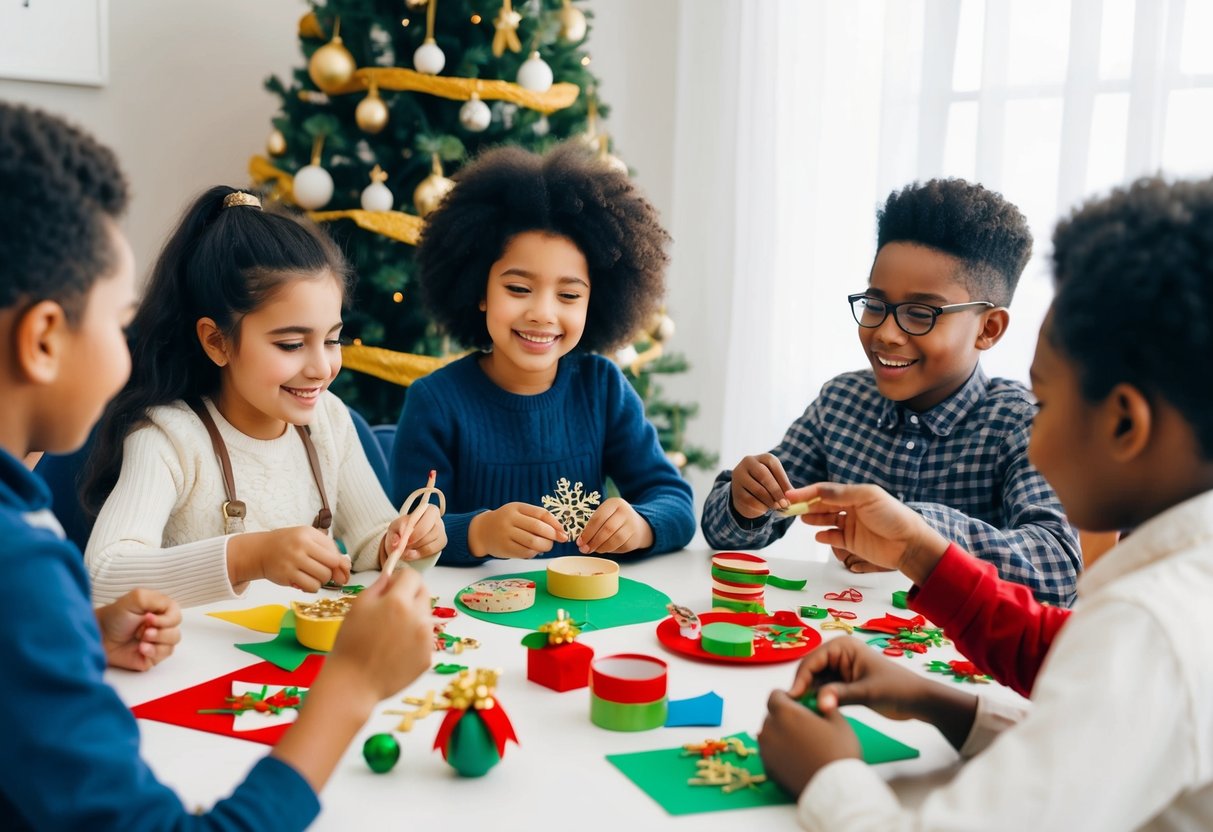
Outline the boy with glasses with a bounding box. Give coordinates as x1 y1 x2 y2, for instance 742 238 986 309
701 179 1081 605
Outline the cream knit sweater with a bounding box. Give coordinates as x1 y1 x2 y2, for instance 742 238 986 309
86 394 437 607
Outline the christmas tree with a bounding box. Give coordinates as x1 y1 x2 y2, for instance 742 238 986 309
252 0 714 471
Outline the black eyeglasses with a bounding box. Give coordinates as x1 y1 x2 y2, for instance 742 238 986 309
848 293 995 336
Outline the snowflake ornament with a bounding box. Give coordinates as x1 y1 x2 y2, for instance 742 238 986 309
541 478 601 541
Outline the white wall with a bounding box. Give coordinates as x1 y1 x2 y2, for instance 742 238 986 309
0 0 307 278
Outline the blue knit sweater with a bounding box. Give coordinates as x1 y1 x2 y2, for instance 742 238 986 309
390 352 695 565
1 448 319 831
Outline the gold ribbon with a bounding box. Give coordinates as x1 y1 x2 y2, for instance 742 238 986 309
309 208 424 245
340 343 465 387
317 67 579 114
538 609 581 645
444 668 500 711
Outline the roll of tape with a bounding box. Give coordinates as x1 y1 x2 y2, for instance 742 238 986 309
590 653 668 703
589 692 668 732
547 556 620 600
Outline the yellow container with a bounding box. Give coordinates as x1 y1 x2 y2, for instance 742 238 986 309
546 556 620 600
291 598 350 652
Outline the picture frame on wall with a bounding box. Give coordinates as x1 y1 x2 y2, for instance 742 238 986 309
0 0 108 87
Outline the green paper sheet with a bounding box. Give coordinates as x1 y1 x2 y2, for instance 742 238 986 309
235 613 324 672
606 732 790 816
454 570 670 631
607 721 919 816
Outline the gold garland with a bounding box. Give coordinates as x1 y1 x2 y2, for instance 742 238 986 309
310 209 425 245
341 343 466 387
317 67 579 114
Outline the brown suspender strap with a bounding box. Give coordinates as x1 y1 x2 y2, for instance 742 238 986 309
296 424 333 531
187 399 246 526
188 399 332 532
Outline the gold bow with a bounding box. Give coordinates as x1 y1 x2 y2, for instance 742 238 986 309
492 0 522 57
538 608 581 645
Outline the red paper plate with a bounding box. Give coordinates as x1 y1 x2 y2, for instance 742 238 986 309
655 611 822 665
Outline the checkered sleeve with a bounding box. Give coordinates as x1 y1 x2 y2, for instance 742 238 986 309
700 397 830 550
909 418 1081 606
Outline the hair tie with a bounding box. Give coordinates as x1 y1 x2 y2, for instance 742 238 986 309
222 191 262 210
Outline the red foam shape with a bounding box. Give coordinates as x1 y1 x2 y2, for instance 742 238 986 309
655 611 822 665
526 641 594 692
131 655 325 746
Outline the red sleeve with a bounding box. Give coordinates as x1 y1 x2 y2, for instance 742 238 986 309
908 542 1072 697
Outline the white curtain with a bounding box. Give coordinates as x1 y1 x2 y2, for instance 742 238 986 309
667 0 1213 505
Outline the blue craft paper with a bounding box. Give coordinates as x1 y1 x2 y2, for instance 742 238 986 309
665 691 724 727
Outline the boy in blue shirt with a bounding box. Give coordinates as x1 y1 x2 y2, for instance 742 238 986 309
701 179 1081 605
0 102 434 831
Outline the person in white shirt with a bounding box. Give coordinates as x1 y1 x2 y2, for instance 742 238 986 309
83 186 444 607
757 175 1213 831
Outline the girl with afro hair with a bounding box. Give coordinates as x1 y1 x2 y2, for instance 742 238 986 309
389 142 694 564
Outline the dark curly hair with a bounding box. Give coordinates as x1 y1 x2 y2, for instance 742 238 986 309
81 186 351 513
876 178 1032 307
1049 176 1213 459
416 141 670 352
0 102 128 321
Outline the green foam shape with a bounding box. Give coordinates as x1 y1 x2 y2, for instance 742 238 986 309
700 622 755 657
455 570 670 631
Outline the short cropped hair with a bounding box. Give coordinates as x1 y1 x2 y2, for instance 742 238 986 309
877 179 1032 307
0 102 128 321
1050 176 1213 459
416 142 671 352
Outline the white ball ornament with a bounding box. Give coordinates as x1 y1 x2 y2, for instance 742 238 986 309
516 51 553 92
459 93 492 132
360 182 394 212
615 344 639 367
413 39 446 75
532 115 550 137
653 313 676 343
293 164 334 210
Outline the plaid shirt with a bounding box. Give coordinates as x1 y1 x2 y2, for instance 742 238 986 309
701 367 1081 605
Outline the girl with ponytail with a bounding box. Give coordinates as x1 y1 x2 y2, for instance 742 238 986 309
83 187 444 606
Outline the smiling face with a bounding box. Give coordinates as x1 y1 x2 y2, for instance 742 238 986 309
478 230 591 395
205 272 344 439
859 242 1003 412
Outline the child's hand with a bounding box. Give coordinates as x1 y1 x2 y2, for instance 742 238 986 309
96 588 182 672
788 482 949 583
577 498 654 554
758 689 861 798
228 526 351 592
730 454 794 519
468 503 568 559
380 503 447 567
828 545 895 574
789 636 936 722
326 566 433 702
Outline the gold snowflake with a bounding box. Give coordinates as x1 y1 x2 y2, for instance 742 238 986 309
541 478 601 541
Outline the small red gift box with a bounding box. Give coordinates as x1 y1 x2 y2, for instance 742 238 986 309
527 641 594 692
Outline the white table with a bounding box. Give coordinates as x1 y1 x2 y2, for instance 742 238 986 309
107 543 1027 831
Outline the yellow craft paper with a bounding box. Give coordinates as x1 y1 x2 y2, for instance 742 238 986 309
207 604 288 634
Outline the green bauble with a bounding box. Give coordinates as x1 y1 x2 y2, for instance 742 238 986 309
362 733 401 774
445 711 501 777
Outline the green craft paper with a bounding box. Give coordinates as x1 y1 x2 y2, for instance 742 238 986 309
454 570 670 631
590 693 668 732
700 622 755 657
765 575 808 591
607 722 919 816
235 613 324 672
445 711 501 777
606 732 790 816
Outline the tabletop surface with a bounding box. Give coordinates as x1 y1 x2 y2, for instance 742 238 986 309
107 538 1027 831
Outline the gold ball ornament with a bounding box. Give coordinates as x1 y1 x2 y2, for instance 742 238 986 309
414 155 455 218
405 0 429 8
308 35 357 93
355 87 389 134
559 2 588 43
266 129 287 157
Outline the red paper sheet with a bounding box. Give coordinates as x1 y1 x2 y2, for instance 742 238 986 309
131 655 325 746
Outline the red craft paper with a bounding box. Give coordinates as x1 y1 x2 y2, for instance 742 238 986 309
131 655 325 746
433 700 519 759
